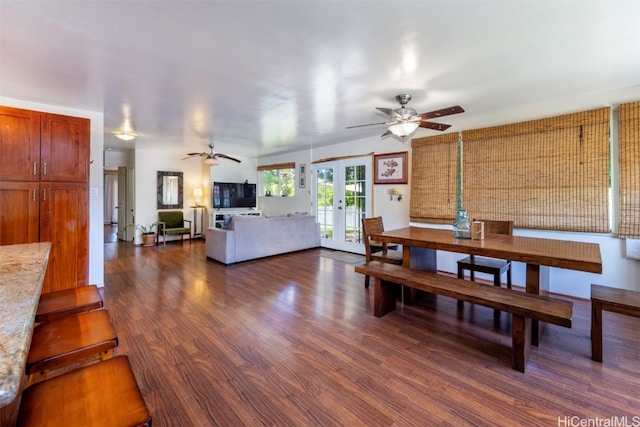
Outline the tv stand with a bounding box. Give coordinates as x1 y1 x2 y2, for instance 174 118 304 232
210 209 262 229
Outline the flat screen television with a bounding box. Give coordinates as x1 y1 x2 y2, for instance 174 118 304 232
212 181 257 209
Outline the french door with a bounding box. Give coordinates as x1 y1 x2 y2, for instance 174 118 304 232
312 156 372 253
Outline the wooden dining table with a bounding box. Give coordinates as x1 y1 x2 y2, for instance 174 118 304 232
370 226 603 345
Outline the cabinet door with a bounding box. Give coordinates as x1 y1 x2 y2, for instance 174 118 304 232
40 113 90 183
40 182 88 293
0 106 41 182
0 181 40 245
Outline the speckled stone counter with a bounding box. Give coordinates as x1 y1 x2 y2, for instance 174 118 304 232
0 242 51 408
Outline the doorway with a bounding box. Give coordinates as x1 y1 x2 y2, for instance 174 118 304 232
312 156 372 253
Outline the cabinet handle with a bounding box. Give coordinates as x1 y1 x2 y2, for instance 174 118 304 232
43 188 47 202
32 188 36 202
43 162 47 176
33 162 37 176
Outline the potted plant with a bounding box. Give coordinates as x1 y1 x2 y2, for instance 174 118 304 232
126 222 159 247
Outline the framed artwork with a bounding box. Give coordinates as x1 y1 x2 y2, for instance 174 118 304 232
299 176 306 188
374 152 408 184
299 163 306 175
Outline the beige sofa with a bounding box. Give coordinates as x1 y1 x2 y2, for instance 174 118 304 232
205 215 321 264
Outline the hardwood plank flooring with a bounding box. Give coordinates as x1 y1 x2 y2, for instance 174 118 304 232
103 240 640 426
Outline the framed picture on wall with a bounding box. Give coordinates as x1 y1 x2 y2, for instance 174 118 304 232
374 151 408 184
299 176 306 188
299 163 306 175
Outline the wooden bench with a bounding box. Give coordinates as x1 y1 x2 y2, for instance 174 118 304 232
35 284 103 323
26 310 118 385
355 261 573 372
591 283 640 362
18 355 152 427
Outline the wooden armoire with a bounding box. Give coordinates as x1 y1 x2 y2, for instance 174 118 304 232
0 105 89 293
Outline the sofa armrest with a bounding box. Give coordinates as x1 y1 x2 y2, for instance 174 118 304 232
205 228 235 264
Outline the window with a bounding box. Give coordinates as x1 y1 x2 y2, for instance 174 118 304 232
618 101 640 238
258 162 295 197
410 107 611 233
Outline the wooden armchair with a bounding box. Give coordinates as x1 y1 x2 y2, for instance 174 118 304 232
361 217 403 288
157 211 192 246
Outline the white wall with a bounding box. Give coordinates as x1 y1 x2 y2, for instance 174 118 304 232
133 147 258 241
258 136 412 226
257 134 640 299
0 96 105 286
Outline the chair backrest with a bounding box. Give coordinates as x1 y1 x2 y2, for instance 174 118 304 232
361 217 385 262
159 211 184 229
474 219 513 236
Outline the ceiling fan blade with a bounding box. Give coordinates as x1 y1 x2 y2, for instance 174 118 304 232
419 121 452 131
215 153 242 163
346 121 390 129
182 153 204 160
376 107 401 119
380 129 392 137
419 105 465 120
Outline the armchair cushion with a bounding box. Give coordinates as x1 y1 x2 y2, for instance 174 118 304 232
159 211 184 229
158 211 192 245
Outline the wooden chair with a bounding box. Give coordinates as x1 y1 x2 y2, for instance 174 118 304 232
18 355 152 427
457 219 514 289
157 210 192 246
35 284 103 323
361 217 403 288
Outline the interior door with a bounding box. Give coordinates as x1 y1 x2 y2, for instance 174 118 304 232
116 167 127 241
312 156 371 253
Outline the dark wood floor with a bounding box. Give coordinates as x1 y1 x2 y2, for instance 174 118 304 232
103 235 640 426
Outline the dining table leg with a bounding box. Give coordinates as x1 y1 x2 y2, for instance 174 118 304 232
402 247 437 303
526 263 550 346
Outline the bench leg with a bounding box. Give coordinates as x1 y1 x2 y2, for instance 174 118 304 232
374 278 396 317
511 314 531 372
591 300 603 362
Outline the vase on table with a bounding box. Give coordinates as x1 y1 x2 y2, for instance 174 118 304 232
453 209 471 239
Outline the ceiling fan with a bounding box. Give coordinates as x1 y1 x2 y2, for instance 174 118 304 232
347 94 464 139
181 144 241 165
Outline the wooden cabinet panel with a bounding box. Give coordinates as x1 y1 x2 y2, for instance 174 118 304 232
0 106 41 182
0 181 40 245
40 113 90 182
0 105 90 293
40 183 88 293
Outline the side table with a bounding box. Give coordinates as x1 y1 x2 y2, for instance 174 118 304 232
190 206 206 239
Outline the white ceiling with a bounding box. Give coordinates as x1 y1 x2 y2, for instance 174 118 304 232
2 1 639 158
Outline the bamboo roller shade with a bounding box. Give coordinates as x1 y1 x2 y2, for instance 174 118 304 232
410 108 611 232
257 162 295 171
463 108 610 232
410 132 458 224
618 101 640 238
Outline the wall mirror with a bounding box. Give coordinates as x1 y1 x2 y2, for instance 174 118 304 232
157 171 183 209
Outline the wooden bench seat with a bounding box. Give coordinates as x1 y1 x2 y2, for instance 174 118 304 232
26 310 118 384
18 355 152 427
591 283 640 362
355 261 573 372
35 284 103 323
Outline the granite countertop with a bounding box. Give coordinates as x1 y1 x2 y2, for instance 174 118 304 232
0 242 51 407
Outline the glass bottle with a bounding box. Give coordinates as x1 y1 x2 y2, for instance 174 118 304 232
453 209 472 239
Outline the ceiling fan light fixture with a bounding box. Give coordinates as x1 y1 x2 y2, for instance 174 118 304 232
115 131 137 141
388 121 419 138
204 156 219 166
